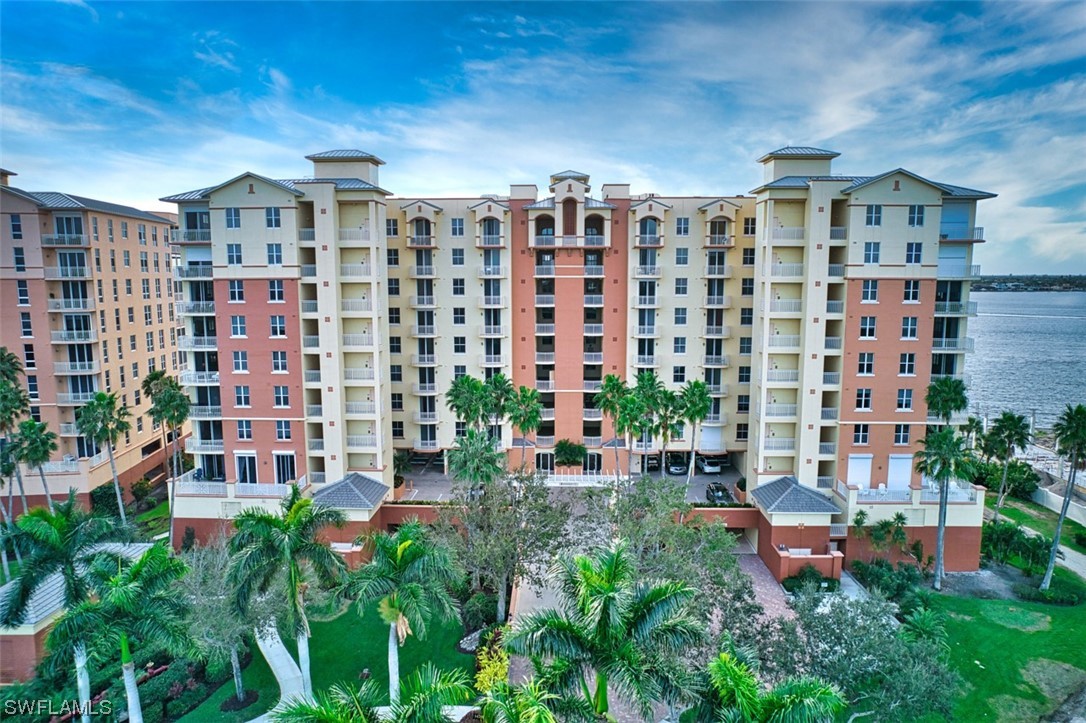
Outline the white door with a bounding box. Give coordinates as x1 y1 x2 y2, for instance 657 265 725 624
699 426 723 452
887 455 914 490
846 454 873 487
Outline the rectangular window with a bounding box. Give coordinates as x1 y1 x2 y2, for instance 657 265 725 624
237 420 252 440
453 365 466 380
860 316 877 338
268 279 284 302
453 307 465 325
897 388 913 410
737 395 750 413
94 249 101 272
742 248 755 265
387 278 400 296
145 331 154 352
894 424 911 445
865 204 882 226
22 344 35 369
276 420 291 441
131 361 140 380
853 424 869 445
741 278 754 296
740 308 753 325
107 219 114 241
856 388 872 410
16 280 28 305
739 337 752 355
455 421 466 438
389 308 401 325
20 312 31 336
863 241 881 263
265 207 281 228
673 366 686 383
386 219 399 237
229 280 245 301
738 366 751 384
138 223 146 244
386 248 399 266
906 242 922 264
673 337 686 354
674 278 688 295
675 217 689 236
10 214 23 239
389 336 402 354
674 308 687 325
225 207 241 228
271 351 288 372
453 279 465 296
231 315 246 336
123 250 131 267
454 337 466 354
857 352 874 375
227 244 242 265
392 421 404 439
233 350 248 372
743 218 757 236
736 423 749 441
270 315 286 337
235 385 251 407
899 353 916 375
903 279 921 302
901 317 918 339
451 218 464 236
142 279 151 299
273 386 289 407
267 243 283 264
92 217 99 241
121 221 129 239
861 279 879 302
391 393 403 411
452 248 464 265
390 365 402 382
908 205 924 227
26 375 38 400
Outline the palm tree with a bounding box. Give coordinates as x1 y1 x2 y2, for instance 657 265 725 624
633 371 665 474
447 428 506 486
49 544 189 723
0 381 31 514
962 416 985 448
595 374 629 482
76 392 131 525
679 380 712 484
504 541 701 718
925 377 968 429
1041 404 1086 591
345 519 460 705
611 394 646 482
229 486 347 697
485 373 517 426
146 380 190 548
1 492 118 723
702 651 845 722
914 428 977 590
988 411 1032 521
14 419 59 513
0 347 24 386
654 389 682 474
508 386 543 468
481 680 559 723
445 375 489 431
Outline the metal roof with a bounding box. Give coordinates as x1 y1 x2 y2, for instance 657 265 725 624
312 472 389 510
698 198 743 212
523 198 555 210
523 196 616 210
840 170 996 199
586 198 617 209
751 476 840 514
284 178 388 193
758 146 841 162
935 182 998 200
161 176 388 203
630 196 672 210
7 188 172 223
550 170 590 181
305 150 386 165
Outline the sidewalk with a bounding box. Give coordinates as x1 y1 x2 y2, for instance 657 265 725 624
246 626 305 723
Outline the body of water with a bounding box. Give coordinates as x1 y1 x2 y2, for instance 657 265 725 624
965 291 1086 429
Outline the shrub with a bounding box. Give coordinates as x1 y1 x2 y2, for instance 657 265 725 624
736 477 747 492
89 484 120 517
1074 532 1086 548
204 658 231 685
850 559 922 602
981 520 1026 566
130 477 154 508
781 564 840 593
463 592 497 632
181 526 197 552
554 439 586 468
975 460 1039 501
900 607 949 651
1013 581 1084 606
474 637 509 693
165 683 207 719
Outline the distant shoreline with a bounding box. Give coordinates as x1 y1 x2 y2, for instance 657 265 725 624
973 276 1086 292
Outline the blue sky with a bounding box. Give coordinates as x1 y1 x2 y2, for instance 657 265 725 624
2 1 1085 274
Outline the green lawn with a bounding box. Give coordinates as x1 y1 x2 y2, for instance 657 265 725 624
932 592 1086 722
180 601 474 721
987 495 1086 555
135 500 171 539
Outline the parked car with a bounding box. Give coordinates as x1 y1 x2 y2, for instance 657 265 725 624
666 455 688 476
705 482 730 505
696 455 725 474
643 455 660 471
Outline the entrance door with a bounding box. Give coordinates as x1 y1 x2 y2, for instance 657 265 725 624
274 453 296 485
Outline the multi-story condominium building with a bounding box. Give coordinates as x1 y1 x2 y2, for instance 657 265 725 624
0 169 179 508
163 147 991 577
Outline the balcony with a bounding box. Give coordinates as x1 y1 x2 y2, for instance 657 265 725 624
410 296 437 309
818 476 835 489
189 405 223 419
764 403 798 417
304 370 321 384
186 439 224 454
920 479 979 503
826 300 845 314
764 438 796 451
633 440 656 453
477 234 504 248
583 436 603 448
704 413 727 425
706 234 734 247
821 407 838 420
583 409 603 420
536 352 555 364
342 334 375 348
56 391 97 405
178 335 217 350
480 354 507 366
704 325 730 338
584 265 605 277
308 439 325 452
535 324 555 335
340 264 375 278
297 228 316 243
409 265 436 278
44 266 89 279
339 228 372 244
536 380 555 391
414 439 440 451
767 335 801 349
540 409 556 421
583 380 602 392
51 330 97 343
827 264 845 278
635 235 663 247
771 227 805 242
769 299 803 314
174 266 214 279
769 263 804 278
299 265 317 278
818 442 837 455
175 301 215 315
345 368 377 382
703 354 729 366
634 266 661 277
766 369 800 383
41 234 90 247
935 301 979 316
481 325 507 337
705 295 731 308
47 298 95 312
635 295 659 307
412 324 436 337
412 382 438 395
584 294 604 306
413 411 438 423
937 263 982 279
824 337 843 351
534 265 556 277
822 372 841 385
583 352 604 364
342 299 375 313
347 434 379 450
707 383 728 396
634 355 656 367
535 294 556 306
407 235 435 248
179 369 219 385
306 404 323 418
705 264 733 278
478 295 507 308
303 335 320 348
932 337 975 353
535 435 555 448
55 361 100 375
171 229 212 244
583 324 604 335
58 423 79 436
411 354 438 366
532 235 558 248
931 372 971 385
939 225 985 241
478 266 506 278
236 483 300 498
635 325 658 337
829 227 847 241
173 473 227 497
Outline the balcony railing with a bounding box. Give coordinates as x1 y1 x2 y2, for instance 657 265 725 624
704 325 730 337
297 228 315 242
58 423 79 436
479 295 507 308
171 229 212 243
340 264 374 278
769 299 803 313
767 335 801 348
937 264 981 279
771 227 805 241
41 234 90 247
769 263 805 277
826 300 845 314
56 392 97 405
584 294 604 306
583 324 604 335
342 299 375 313
764 438 796 451
44 266 89 279
413 411 438 423
636 296 658 306
827 264 845 277
703 355 729 366
707 383 728 395
583 380 602 391
477 234 504 247
55 361 100 374
47 298 94 311
825 337 843 350
407 235 435 248
704 413 727 425
536 352 555 363
535 324 555 335
342 334 374 347
764 403 798 417
175 301 215 315
935 301 979 316
535 436 555 448
584 352 604 364
829 227 847 241
634 235 663 247
535 294 556 306
939 225 985 241
303 335 320 348
536 380 555 391
51 330 97 343
410 296 437 308
412 383 438 394
304 370 321 383
236 483 297 498
705 295 731 307
411 354 438 366
583 409 603 420
540 409 555 421
478 266 505 278
410 265 436 278
635 325 658 336
414 439 440 451
179 370 219 385
308 439 325 452
174 266 214 279
583 436 603 448
584 265 605 276
481 325 506 336
306 404 323 418
818 476 835 489
766 369 800 383
339 227 372 243
706 234 734 247
635 266 661 277
480 354 507 366
932 337 975 352
818 442 837 455
186 439 224 454
705 264 733 277
821 407 838 420
178 335 216 350
345 368 377 382
412 325 436 336
189 405 222 419
823 372 841 385
634 355 656 366
534 265 556 277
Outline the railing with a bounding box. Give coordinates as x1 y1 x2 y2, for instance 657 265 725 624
827 264 845 277
583 436 603 448
479 295 507 308
342 299 374 313
706 234 734 247
829 227 847 241
535 380 555 391
856 487 912 503
769 299 803 313
636 296 658 306
704 325 730 337
300 265 317 278
822 372 841 385
582 409 603 420
306 405 323 417
829 523 848 537
173 475 227 497
51 330 97 343
308 439 325 451
826 300 845 314
412 383 437 394
407 235 436 248
769 263 804 277
705 264 733 277
339 227 372 242
40 458 80 474
634 440 656 452
584 265 605 276
478 265 505 278
635 235 663 247
818 476 835 489
175 301 215 315
41 234 90 246
705 295 731 307
410 296 436 308
174 266 214 279
480 354 507 366
410 265 436 278
347 434 378 449
413 411 438 423
171 229 212 243
935 301 979 315
818 442 836 455
540 409 556 421
298 228 315 242
55 361 100 374
707 384 728 395
764 404 797 417
534 265 555 276
939 225 985 241
178 336 217 350
302 335 320 348
410 325 435 336
764 438 796 451
634 355 656 366
236 483 295 498
478 235 504 247
179 370 219 385
340 264 374 278
767 335 801 348
771 227 805 241
703 413 726 425
306 473 325 485
937 264 981 279
582 380 602 391
583 324 604 335
766 369 799 383
345 368 376 381
544 473 613 487
414 439 440 451
535 294 555 306
411 354 438 365
535 324 555 335
342 334 374 347
821 407 838 420
535 352 555 363
635 266 661 277
920 479 978 503
635 325 657 336
189 406 222 419
704 355 729 366
58 423 79 436
47 298 94 311
535 436 555 447
56 392 97 405
304 370 321 383
584 352 604 364
186 439 224 453
582 294 603 306
824 337 842 350
932 337 975 352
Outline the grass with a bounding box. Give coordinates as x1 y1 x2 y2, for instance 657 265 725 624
179 601 474 722
986 495 1086 555
134 500 171 539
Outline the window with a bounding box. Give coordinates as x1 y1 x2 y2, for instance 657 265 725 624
227 244 242 265
13 247 26 271
265 207 281 228
741 278 754 296
386 248 399 266
226 207 241 228
94 249 101 272
392 421 404 439
860 316 877 338
270 315 286 337
908 204 924 227
387 278 400 296
92 217 99 241
674 278 688 295
122 278 128 296
138 224 147 244
903 279 920 302
389 337 402 354
142 251 151 271
897 388 913 410
857 352 874 375
107 219 114 241
742 248 755 265
674 337 686 354
737 395 750 413
123 250 131 267
142 278 151 299
276 420 291 441
16 280 28 305
390 365 402 382
233 350 248 372
390 393 403 411
853 424 870 445
451 218 464 236
675 217 689 236
673 366 686 383
453 279 465 296
674 308 687 325
22 344 34 369
738 366 751 384
743 218 757 236
894 424 911 445
861 279 879 302
675 248 689 265
229 280 244 301
740 308 753 325
235 385 251 407
272 351 288 372
863 241 881 263
865 204 882 226
109 250 116 272
121 221 129 239
267 243 283 265
386 219 399 237
739 337 752 355
856 388 872 410
26 375 38 400
230 315 246 336
145 331 153 351
10 214 22 239
265 279 284 302
452 248 464 265
273 386 289 407
453 365 466 380
237 420 252 440
454 336 466 354
906 242 922 264
20 312 31 336
455 421 467 438
899 353 916 375
901 317 918 339
453 307 465 325
736 423 749 441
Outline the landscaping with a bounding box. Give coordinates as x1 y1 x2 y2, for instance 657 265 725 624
986 495 1086 556
135 499 171 539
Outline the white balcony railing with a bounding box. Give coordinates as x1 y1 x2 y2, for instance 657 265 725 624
584 265 605 276
415 439 440 451
478 266 505 278
413 411 438 423
302 335 320 348
179 370 219 385
766 369 800 383
174 266 214 279
767 335 801 348
41 234 90 246
827 264 845 277
705 295 731 307
705 264 733 277
536 380 555 391
345 368 377 381
769 299 803 313
342 299 374 313
306 405 323 418
826 300 845 314
297 228 316 242
479 295 507 308
339 227 372 242
583 324 604 335
932 337 975 352
412 325 436 336
582 409 603 420
43 266 90 279
410 265 436 278
583 352 604 364
937 263 981 279
764 438 796 451
178 336 217 350
342 334 375 347
634 355 656 366
411 354 438 365
821 407 838 420
704 325 730 337
536 352 556 363
584 294 604 306
412 382 438 394
823 372 841 385
55 361 100 374
769 263 805 277
534 265 556 276
308 439 325 452
819 442 837 455
186 439 225 454
583 380 602 391
56 392 97 405
171 229 212 243
703 355 729 366
51 330 97 343
47 298 95 311
829 227 847 240
635 266 661 277
825 337 843 350
764 403 797 417
771 227 805 241
536 324 555 335
189 405 222 419
481 325 506 336
340 264 374 278
535 294 555 306
175 301 215 315
935 301 979 316
480 354 507 366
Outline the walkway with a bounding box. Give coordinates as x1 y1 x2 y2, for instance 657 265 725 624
245 626 305 723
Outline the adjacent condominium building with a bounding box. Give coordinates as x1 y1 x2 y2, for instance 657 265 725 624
0 169 179 509
163 147 991 575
